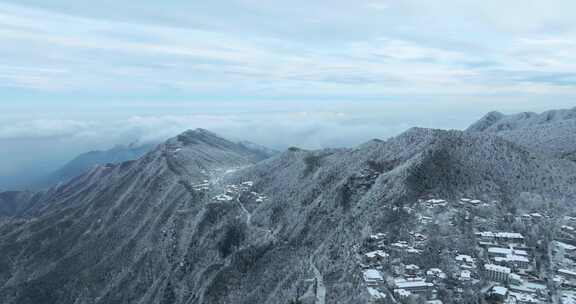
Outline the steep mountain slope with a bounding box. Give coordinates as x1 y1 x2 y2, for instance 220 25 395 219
30 143 156 190
467 107 576 159
0 134 278 217
0 129 271 303
0 128 575 304
23 139 276 191
0 191 40 218
0 144 155 217
237 141 279 159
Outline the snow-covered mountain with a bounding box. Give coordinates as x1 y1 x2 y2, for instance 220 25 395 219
467 107 576 160
0 127 575 304
29 143 156 190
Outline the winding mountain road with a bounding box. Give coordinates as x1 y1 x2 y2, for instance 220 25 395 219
234 194 276 241
311 259 326 304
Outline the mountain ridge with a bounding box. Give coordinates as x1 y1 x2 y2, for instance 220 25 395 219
467 107 576 133
0 126 575 303
467 107 576 160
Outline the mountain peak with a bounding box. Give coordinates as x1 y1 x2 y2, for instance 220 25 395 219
2 119 576 304
466 111 505 132
467 107 576 133
174 128 230 146
179 128 219 138
466 107 576 159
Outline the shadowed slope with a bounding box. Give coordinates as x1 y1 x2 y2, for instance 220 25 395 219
0 128 575 304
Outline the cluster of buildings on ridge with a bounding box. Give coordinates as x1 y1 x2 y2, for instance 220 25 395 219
355 197 576 304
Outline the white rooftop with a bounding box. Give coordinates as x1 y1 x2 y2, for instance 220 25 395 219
395 278 433 289
460 270 471 279
363 269 384 281
365 250 389 259
492 286 508 296
485 264 511 273
511 292 539 303
494 254 529 263
426 199 447 204
559 268 576 277
366 287 387 299
394 289 412 297
509 273 523 282
455 254 475 262
391 242 409 248
477 231 524 239
556 241 576 251
488 247 528 256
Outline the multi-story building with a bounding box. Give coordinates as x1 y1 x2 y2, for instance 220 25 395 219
484 264 511 283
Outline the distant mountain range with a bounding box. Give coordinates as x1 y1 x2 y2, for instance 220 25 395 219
467 107 576 161
30 143 157 190
0 136 278 194
1 109 575 304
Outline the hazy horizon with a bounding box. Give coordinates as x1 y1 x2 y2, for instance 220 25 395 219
1 0 576 188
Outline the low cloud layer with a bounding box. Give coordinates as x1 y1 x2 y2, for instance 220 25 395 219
0 112 417 150
1 0 576 188
1 103 574 190
0 110 445 185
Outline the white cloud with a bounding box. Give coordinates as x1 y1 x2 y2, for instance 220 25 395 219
0 120 94 139
2 0 576 187
2 2 576 97
0 111 432 151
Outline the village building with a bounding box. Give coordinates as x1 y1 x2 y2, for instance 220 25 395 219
394 278 434 298
562 292 576 304
410 232 428 242
370 233 387 241
363 269 384 286
559 269 576 281
366 287 387 302
489 286 509 302
364 250 390 265
487 246 531 269
484 264 511 283
521 213 544 225
459 270 472 282
509 280 548 299
476 231 525 246
511 292 540 304
390 241 409 252
493 254 530 269
461 198 482 206
562 226 576 239
419 215 433 225
407 247 423 257
424 199 448 208
394 288 412 300
405 264 421 277
390 241 422 258
426 268 447 281
509 273 524 285
488 247 529 258
455 254 476 269
555 241 576 261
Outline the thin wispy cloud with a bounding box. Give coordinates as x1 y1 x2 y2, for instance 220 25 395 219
0 113 413 148
1 1 575 96
1 0 576 186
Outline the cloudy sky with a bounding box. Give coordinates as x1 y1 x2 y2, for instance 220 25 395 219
1 0 576 186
